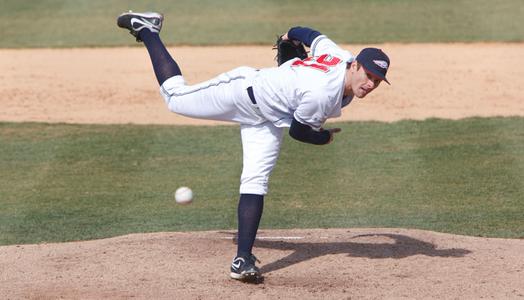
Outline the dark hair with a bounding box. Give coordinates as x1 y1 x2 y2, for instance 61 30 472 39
346 61 361 70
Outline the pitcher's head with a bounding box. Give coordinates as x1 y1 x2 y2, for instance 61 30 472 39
346 48 390 98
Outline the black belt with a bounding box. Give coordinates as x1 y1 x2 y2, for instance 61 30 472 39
247 86 257 104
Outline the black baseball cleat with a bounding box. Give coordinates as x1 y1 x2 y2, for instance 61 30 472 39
117 11 163 42
230 254 263 283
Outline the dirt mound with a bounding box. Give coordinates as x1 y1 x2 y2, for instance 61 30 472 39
1 228 523 299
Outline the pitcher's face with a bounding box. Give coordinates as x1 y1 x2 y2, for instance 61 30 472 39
349 63 382 98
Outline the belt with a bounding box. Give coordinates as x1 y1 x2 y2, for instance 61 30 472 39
247 86 257 105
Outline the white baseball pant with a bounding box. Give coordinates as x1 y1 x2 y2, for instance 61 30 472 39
160 67 284 195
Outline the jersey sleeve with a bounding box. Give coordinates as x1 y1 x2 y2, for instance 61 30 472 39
288 26 322 47
311 35 354 63
293 91 333 130
289 118 331 145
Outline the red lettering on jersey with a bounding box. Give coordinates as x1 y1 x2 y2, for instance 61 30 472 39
291 54 342 72
317 54 341 66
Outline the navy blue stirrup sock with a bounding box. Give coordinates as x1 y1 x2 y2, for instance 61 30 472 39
139 29 182 85
237 194 264 257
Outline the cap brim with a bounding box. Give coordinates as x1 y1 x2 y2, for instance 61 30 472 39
360 62 390 85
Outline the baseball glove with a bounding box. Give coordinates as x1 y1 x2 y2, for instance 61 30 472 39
273 35 308 66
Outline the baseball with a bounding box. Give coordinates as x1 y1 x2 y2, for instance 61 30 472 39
174 186 193 204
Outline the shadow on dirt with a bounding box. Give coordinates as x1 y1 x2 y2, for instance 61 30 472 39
250 233 471 274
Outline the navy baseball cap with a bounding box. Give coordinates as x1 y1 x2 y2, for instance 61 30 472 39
356 48 390 84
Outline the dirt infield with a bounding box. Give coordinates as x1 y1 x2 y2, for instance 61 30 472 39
1 44 524 124
1 44 524 299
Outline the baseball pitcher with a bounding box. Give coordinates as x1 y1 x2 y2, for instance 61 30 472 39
117 11 390 283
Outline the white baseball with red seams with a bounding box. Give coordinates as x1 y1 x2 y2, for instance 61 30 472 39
175 186 193 204
160 35 354 195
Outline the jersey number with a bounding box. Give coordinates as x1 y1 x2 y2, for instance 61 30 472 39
291 54 341 72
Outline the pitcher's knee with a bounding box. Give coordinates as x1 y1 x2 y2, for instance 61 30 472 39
239 179 269 196
160 75 186 108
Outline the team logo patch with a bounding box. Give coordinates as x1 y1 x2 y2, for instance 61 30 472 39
373 60 388 69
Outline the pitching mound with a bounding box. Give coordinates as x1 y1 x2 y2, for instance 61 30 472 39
1 228 523 299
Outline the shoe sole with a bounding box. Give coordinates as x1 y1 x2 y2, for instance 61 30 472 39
116 12 163 30
230 271 262 283
117 12 163 21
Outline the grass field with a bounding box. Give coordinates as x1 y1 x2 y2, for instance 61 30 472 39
1 117 523 245
0 0 523 47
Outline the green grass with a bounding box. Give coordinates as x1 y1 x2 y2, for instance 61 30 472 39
0 0 523 47
1 117 523 245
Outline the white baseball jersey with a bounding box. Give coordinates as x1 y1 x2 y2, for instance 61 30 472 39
253 34 355 130
159 35 353 195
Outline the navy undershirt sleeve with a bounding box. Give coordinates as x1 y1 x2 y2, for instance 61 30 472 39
289 118 331 145
288 27 322 47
